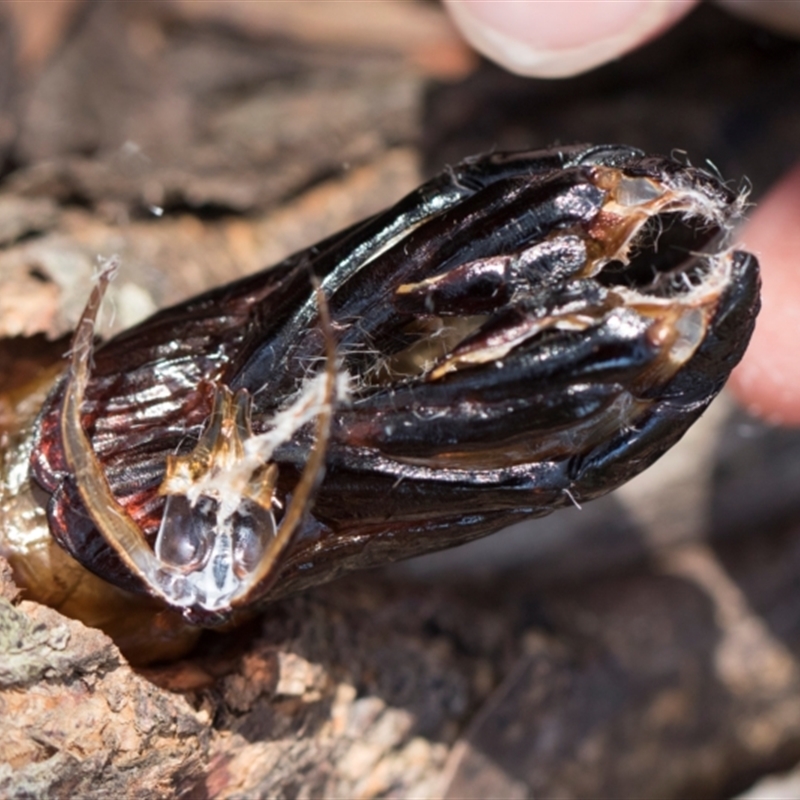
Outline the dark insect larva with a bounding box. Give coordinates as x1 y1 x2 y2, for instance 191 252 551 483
0 145 760 663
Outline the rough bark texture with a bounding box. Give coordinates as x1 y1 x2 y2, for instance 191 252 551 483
2 2 800 797
0 560 514 798
7 524 800 799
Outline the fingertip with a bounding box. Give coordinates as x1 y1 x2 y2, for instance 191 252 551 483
729 162 800 427
443 0 699 78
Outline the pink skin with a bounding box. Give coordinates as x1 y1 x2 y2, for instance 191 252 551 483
729 164 800 425
443 0 699 77
444 0 800 426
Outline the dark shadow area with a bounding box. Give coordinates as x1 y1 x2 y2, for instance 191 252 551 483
710 410 800 545
0 334 68 395
436 520 800 799
139 570 523 752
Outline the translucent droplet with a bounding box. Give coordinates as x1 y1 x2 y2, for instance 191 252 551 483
231 499 276 579
155 494 216 570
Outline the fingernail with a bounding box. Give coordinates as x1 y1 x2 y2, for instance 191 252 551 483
444 0 697 77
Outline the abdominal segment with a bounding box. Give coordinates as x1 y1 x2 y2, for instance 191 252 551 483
25 144 759 630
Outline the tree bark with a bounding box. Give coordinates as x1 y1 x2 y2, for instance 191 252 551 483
3 2 800 797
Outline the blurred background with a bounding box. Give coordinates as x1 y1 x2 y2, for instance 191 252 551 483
2 2 800 798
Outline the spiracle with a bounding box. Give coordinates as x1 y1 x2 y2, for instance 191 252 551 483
1 145 760 662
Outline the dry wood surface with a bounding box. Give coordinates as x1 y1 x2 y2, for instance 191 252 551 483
2 2 800 798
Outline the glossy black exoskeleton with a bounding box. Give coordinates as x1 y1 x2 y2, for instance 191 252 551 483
5 144 759 659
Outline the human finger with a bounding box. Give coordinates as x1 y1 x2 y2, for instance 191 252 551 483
729 162 800 426
442 0 699 78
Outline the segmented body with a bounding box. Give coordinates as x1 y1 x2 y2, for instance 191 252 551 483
0 144 759 662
